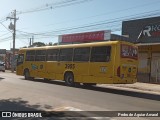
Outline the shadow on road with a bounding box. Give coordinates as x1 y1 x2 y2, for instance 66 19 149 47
0 98 43 111
21 78 160 101
0 77 4 80
0 98 91 120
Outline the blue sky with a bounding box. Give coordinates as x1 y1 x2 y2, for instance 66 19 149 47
0 0 160 50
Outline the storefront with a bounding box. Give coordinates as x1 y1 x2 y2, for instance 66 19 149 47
137 43 160 83
122 16 160 83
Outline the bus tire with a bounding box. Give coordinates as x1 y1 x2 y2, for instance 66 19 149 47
24 69 30 80
64 72 75 87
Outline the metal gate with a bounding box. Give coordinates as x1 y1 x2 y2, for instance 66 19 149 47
138 53 150 82
151 53 160 83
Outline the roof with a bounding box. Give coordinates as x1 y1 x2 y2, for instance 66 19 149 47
136 43 160 46
20 41 120 51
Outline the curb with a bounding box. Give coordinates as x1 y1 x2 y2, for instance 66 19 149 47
96 85 160 101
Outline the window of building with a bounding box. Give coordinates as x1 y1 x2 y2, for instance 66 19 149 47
91 46 111 62
59 48 73 61
73 47 90 62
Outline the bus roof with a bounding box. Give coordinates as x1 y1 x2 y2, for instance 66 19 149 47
19 41 134 51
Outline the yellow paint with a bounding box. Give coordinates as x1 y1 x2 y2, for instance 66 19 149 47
16 41 138 84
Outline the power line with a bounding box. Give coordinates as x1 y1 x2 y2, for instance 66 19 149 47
1 1 160 44
44 0 160 27
16 8 160 36
0 22 13 33
0 32 11 37
17 0 92 15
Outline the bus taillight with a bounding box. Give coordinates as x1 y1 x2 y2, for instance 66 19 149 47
117 66 120 77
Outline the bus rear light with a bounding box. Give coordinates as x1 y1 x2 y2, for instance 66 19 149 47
117 66 120 77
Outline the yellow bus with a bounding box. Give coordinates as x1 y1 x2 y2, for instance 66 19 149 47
16 41 138 86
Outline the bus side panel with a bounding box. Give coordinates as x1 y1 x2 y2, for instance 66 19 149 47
35 61 47 78
87 62 114 84
113 43 121 83
45 61 57 79
55 61 73 81
73 62 90 83
24 61 37 77
84 45 115 84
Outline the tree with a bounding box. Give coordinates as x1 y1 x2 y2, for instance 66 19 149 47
29 42 45 47
53 43 58 46
47 42 53 46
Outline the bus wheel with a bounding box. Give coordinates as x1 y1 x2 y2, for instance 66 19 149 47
24 70 30 80
65 73 75 87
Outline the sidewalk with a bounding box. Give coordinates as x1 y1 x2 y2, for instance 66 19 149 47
98 82 160 95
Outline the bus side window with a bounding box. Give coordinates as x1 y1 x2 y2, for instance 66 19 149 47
91 46 111 62
59 48 73 61
26 50 35 61
47 49 59 61
35 50 46 61
73 47 90 62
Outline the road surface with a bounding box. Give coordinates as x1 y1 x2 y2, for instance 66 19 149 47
0 71 159 119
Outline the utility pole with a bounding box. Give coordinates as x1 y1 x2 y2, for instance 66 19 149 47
7 10 19 72
32 35 34 45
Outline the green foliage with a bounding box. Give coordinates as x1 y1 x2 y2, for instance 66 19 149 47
29 42 45 47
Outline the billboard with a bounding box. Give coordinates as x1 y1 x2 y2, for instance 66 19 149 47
138 23 160 39
58 30 111 43
122 16 160 43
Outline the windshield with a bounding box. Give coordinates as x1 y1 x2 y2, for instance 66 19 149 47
17 54 24 65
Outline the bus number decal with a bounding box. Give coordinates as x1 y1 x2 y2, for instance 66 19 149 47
65 64 75 69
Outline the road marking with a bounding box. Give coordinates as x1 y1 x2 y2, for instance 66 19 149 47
50 106 116 120
52 106 83 111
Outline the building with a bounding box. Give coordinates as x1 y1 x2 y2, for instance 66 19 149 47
58 30 133 45
0 49 6 62
0 49 19 70
122 16 160 83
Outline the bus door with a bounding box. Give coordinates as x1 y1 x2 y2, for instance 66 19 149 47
89 46 112 83
16 54 24 75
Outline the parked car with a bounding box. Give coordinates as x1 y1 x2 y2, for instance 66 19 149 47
0 62 5 72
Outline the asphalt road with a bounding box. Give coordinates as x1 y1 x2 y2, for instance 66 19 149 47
0 71 160 119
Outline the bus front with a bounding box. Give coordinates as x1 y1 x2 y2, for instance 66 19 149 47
16 49 25 76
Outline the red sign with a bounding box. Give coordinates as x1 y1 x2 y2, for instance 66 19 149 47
60 31 107 43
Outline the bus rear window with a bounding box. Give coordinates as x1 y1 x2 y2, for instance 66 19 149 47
121 44 138 60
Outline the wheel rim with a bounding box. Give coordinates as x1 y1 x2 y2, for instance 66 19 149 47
65 74 75 86
67 76 73 85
